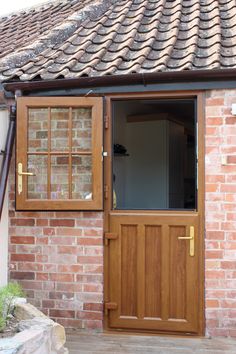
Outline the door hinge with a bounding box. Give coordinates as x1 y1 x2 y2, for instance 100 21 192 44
104 184 109 199
104 302 118 315
104 115 109 129
104 232 118 246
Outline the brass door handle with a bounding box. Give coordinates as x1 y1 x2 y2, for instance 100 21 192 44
17 163 35 195
178 236 193 240
178 226 194 257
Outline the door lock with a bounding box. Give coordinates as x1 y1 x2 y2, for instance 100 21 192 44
178 226 195 257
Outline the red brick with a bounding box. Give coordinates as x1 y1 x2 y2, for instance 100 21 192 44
36 273 49 281
77 256 103 264
205 270 225 279
206 300 219 308
83 303 103 312
57 246 78 254
55 319 82 328
11 254 35 262
50 236 76 245
57 265 83 273
49 291 74 300
56 228 82 236
227 155 236 164
206 98 224 106
220 184 236 194
18 263 43 271
50 219 75 227
42 300 55 309
83 229 103 237
49 273 74 282
43 228 55 236
83 284 103 292
226 117 236 124
49 310 75 318
206 231 225 240
10 236 35 244
11 219 35 226
36 219 49 226
205 250 224 259
221 261 236 269
77 238 103 246
76 311 102 320
10 271 35 280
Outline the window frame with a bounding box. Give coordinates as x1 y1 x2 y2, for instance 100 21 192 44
16 97 103 211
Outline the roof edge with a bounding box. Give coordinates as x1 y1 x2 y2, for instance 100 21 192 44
4 68 236 94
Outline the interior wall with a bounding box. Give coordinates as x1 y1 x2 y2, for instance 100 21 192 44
125 120 169 209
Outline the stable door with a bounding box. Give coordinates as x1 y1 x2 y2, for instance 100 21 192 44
104 95 204 335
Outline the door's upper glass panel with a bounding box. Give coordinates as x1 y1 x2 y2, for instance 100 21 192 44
113 99 197 210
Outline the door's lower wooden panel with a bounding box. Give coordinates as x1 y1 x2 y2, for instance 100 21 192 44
144 226 162 319
121 225 138 317
108 213 200 334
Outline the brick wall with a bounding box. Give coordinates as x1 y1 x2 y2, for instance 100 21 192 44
9 163 103 329
205 89 236 337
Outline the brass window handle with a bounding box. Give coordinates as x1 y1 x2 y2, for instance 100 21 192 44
18 163 35 176
178 226 195 257
18 171 35 176
17 163 35 195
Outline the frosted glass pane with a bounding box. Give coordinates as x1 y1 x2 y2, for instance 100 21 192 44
28 108 48 152
72 155 92 200
51 108 69 151
72 108 92 152
51 156 69 199
27 155 48 199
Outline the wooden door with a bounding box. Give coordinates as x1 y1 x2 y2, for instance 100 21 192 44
106 212 200 334
104 93 204 335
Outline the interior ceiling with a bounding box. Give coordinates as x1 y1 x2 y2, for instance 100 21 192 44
116 99 195 126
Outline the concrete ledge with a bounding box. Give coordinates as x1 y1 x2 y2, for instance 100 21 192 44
0 303 68 354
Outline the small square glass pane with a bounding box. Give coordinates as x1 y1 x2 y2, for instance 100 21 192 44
51 108 69 151
72 108 92 152
28 108 48 152
72 155 92 200
51 156 69 199
27 155 48 199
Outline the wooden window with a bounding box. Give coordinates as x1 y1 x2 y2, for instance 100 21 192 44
16 97 103 210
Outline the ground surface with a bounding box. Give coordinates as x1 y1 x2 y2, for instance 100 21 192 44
66 332 236 354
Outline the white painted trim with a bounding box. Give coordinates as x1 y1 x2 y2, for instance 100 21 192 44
0 186 8 286
0 109 9 286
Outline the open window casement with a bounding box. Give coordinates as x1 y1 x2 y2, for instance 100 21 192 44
16 97 103 210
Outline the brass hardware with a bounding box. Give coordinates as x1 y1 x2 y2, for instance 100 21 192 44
178 226 194 257
17 163 35 195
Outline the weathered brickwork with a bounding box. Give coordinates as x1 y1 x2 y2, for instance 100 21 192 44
205 89 236 337
9 163 103 330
